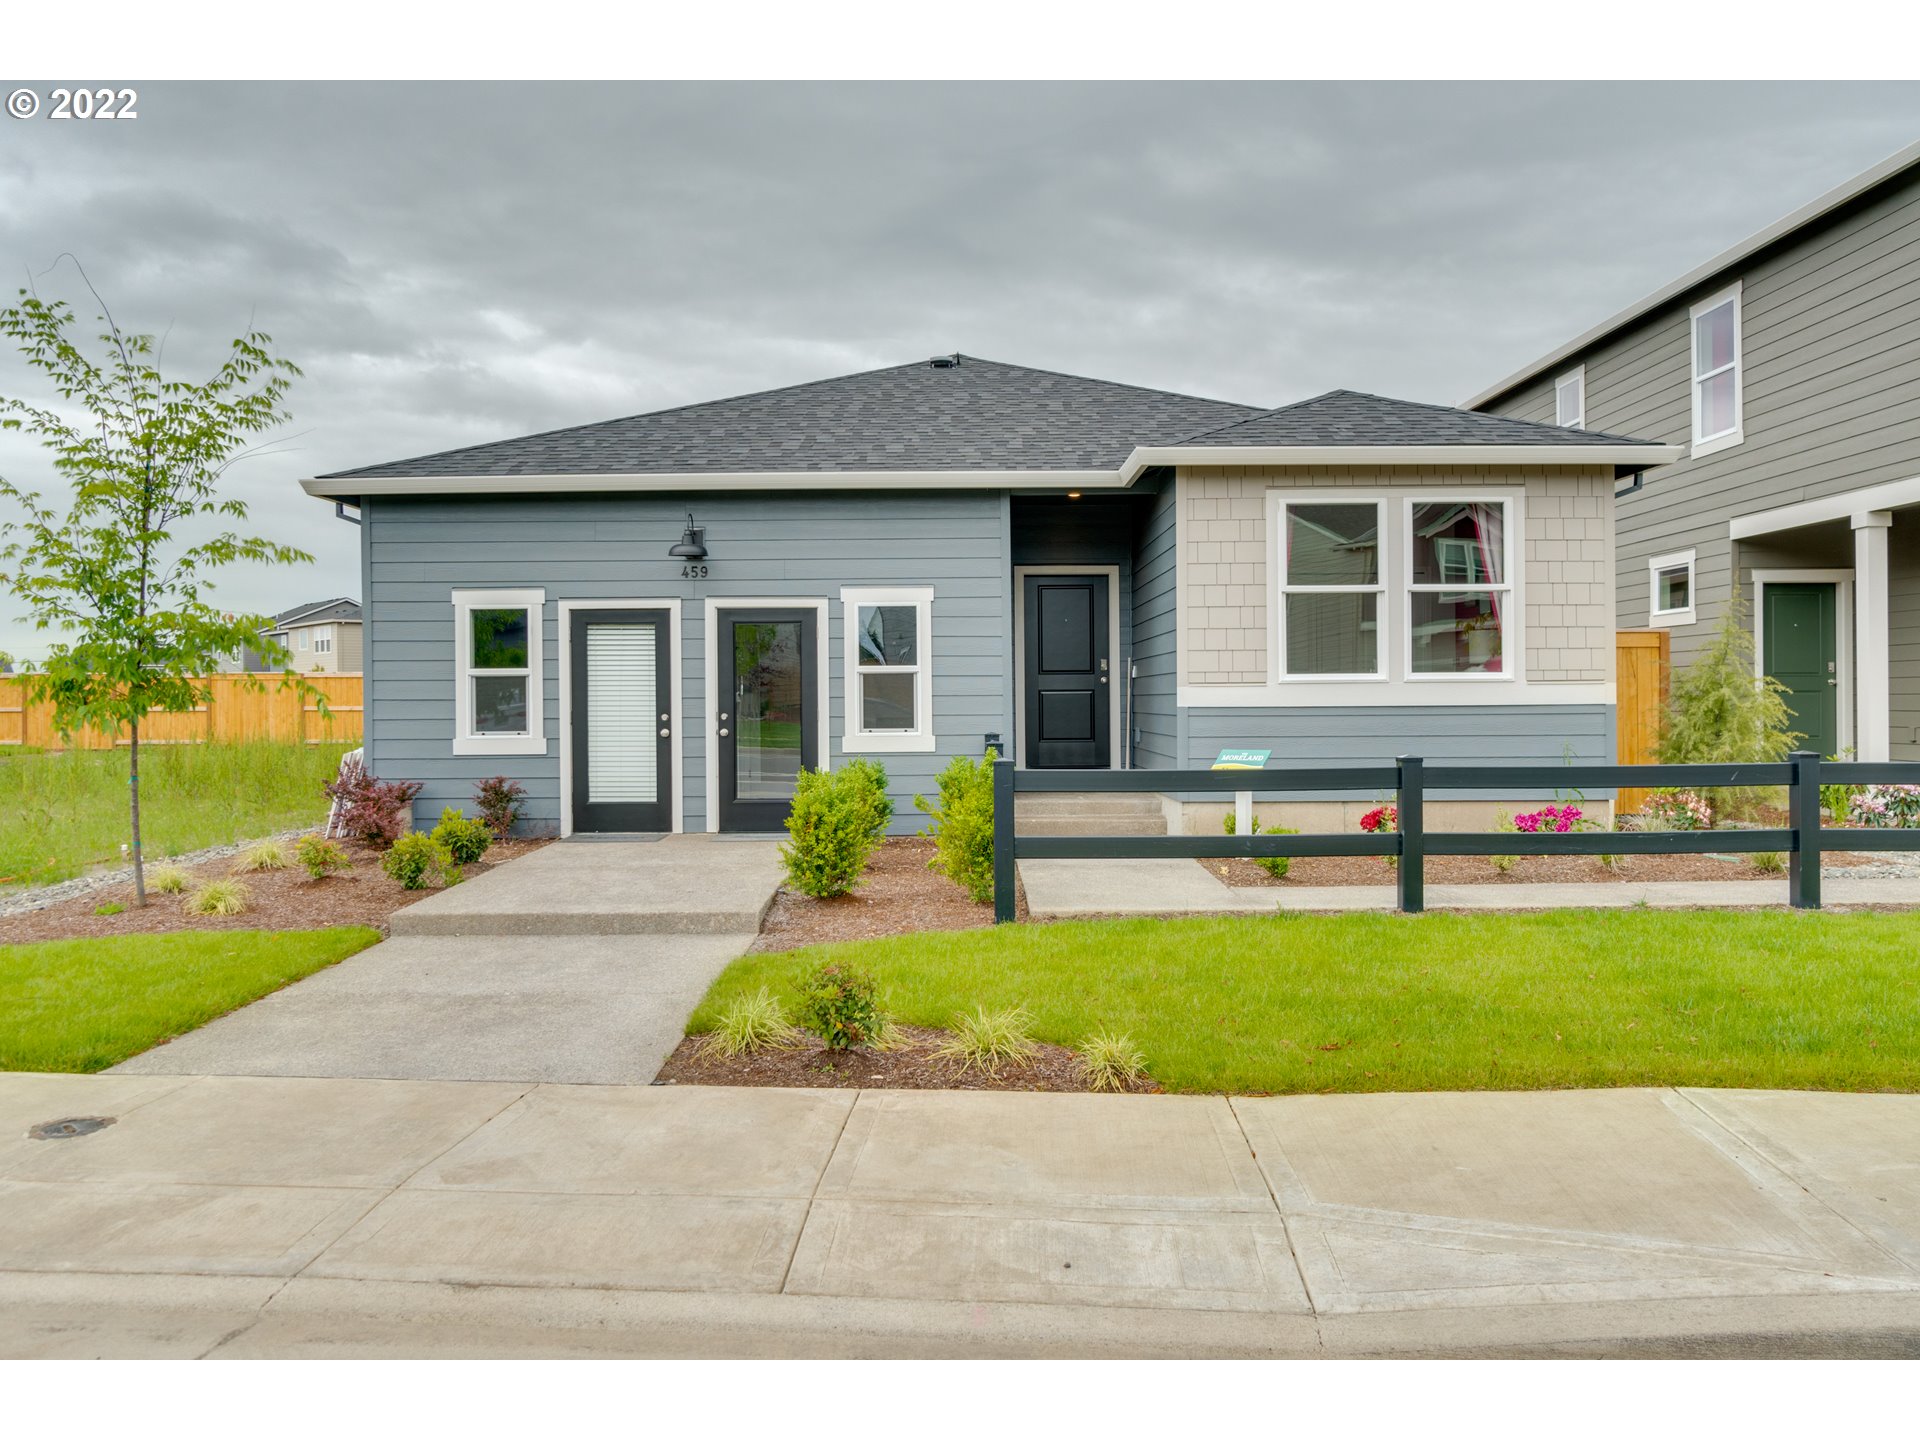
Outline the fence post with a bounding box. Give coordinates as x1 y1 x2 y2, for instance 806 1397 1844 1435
992 758 1016 924
1397 754 1425 915
1788 749 1823 910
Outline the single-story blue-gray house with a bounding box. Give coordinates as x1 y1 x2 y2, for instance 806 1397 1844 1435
302 356 1679 836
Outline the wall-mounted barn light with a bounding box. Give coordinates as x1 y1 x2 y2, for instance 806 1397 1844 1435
668 514 708 561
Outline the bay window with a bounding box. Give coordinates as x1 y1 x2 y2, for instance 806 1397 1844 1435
453 588 546 755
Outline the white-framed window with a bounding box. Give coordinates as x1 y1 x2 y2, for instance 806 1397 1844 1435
452 587 546 756
1277 499 1386 680
297 630 309 651
1555 365 1585 429
1648 549 1697 627
1690 282 1743 456
312 628 333 656
839 586 934 753
1406 498 1514 678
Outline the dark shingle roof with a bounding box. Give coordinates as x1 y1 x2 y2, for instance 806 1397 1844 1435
1174 390 1662 448
272 597 361 627
319 356 1264 480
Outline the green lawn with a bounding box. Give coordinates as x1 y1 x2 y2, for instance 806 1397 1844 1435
0 927 380 1072
690 910 1920 1094
0 742 351 890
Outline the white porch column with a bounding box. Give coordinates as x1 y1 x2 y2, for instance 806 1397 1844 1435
1852 510 1893 762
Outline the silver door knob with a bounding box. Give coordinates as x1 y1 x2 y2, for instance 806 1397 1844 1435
719 727 730 737
720 711 730 721
659 728 670 737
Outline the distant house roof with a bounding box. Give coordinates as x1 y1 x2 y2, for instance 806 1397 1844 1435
1465 138 1920 410
1175 389 1654 449
315 356 1263 480
271 597 361 629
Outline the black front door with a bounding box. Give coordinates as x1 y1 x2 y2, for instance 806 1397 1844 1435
570 609 673 833
718 609 819 831
1023 573 1110 769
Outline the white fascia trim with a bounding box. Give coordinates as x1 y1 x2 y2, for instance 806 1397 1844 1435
840 586 936 755
556 598 684 838
303 469 1122 499
1647 549 1697 629
451 587 546 757
1122 444 1681 478
1178 681 1615 708
1729 475 1920 540
1462 138 1920 409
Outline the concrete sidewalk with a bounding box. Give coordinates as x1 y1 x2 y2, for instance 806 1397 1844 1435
1019 858 1920 918
4 1074 1918 1357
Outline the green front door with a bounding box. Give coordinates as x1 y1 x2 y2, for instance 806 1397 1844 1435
1763 583 1839 757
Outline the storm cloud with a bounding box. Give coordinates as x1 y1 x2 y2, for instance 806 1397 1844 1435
1 80 1917 658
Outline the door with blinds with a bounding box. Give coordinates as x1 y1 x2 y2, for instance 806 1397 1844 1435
569 609 673 832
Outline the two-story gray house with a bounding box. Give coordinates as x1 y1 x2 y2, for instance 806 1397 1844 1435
303 359 1673 836
1469 140 1920 764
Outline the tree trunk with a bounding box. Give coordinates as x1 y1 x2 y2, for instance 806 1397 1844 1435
129 719 146 907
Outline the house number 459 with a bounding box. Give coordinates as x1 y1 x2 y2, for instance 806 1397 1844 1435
681 563 709 579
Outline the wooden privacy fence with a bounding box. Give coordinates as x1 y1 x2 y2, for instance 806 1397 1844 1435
0 674 363 748
1615 628 1671 814
991 755 1920 920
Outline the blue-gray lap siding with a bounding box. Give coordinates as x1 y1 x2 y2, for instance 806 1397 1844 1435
1128 472 1179 770
1172 704 1615 799
359 490 1014 833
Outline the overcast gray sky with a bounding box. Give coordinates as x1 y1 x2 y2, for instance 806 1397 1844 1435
2 81 1918 661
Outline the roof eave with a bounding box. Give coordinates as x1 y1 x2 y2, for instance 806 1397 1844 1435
1462 138 1920 411
1121 443 1685 478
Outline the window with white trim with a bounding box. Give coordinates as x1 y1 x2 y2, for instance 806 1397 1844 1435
453 588 546 756
1555 366 1585 428
1690 284 1743 454
1408 499 1512 676
840 587 934 752
312 628 333 656
1277 501 1384 679
297 630 309 651
1648 550 1696 627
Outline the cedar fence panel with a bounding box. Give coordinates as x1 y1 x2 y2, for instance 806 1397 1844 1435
1614 629 1670 816
0 674 363 749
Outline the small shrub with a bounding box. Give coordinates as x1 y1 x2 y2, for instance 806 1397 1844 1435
381 831 461 890
1821 749 1861 822
185 878 251 916
915 751 996 904
232 838 289 873
94 900 125 916
149 864 191 894
794 961 886 1050
1077 1031 1148 1092
840 757 894 839
324 770 423 848
431 807 494 866
701 987 799 1057
1222 810 1296 879
1656 597 1801 816
1511 805 1583 833
1489 812 1518 874
474 775 528 841
295 835 353 880
1641 789 1714 831
1850 785 1920 829
1749 850 1786 873
780 767 883 898
935 1005 1039 1076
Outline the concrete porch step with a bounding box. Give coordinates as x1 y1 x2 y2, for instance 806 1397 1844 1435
1015 815 1169 838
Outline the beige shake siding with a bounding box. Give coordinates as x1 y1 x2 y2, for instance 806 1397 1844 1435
1175 464 1616 689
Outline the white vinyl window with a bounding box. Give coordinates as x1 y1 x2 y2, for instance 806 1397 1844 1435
1648 550 1697 627
1690 283 1743 456
1277 500 1385 679
1407 499 1514 677
297 630 309 651
312 629 333 656
840 587 934 753
453 588 546 756
1555 366 1585 428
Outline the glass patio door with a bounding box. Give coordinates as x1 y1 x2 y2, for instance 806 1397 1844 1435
717 609 818 831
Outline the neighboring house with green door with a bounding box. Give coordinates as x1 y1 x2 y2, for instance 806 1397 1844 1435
1466 139 1920 763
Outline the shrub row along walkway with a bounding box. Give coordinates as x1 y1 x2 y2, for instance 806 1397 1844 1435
114 836 785 1084
4 1075 1919 1358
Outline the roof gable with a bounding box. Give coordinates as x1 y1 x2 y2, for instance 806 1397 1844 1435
1175 389 1657 448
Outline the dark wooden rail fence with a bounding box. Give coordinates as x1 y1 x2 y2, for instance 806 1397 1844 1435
991 753 1920 922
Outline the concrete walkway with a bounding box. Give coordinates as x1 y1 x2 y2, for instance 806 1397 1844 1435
4 1074 1919 1357
114 836 784 1085
1020 858 1919 918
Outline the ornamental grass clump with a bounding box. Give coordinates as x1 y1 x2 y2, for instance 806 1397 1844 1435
915 751 997 904
794 961 887 1051
232 838 289 872
1489 812 1518 875
1077 1031 1148 1092
935 1004 1040 1076
702 987 799 1057
781 766 884 898
184 877 250 916
148 863 191 894
1749 850 1786 873
1222 810 1297 879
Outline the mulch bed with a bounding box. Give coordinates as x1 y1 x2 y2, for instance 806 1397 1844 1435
0 832 550 943
655 1023 1158 1093
751 836 1010 952
1202 847 1873 889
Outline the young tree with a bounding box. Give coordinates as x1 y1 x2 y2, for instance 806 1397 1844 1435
0 283 317 905
1655 596 1803 818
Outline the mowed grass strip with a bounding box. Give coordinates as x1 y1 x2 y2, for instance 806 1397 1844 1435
690 910 1920 1095
0 741 351 889
0 927 381 1072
